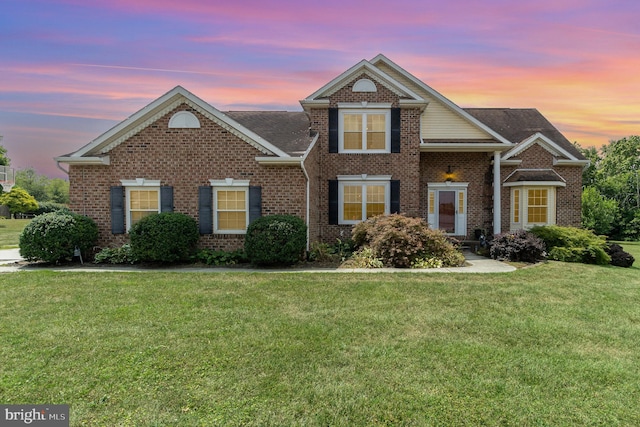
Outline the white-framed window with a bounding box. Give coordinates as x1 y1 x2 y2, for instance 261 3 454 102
338 175 391 224
426 183 468 235
339 109 391 153
510 186 557 230
210 179 250 234
120 179 161 231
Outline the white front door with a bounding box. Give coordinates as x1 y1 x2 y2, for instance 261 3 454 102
427 183 468 236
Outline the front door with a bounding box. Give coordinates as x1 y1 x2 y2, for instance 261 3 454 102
427 183 468 236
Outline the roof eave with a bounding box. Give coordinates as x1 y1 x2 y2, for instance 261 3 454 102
420 142 514 153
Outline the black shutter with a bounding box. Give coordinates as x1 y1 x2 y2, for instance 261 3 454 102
328 108 338 153
110 186 125 234
160 186 173 212
198 186 213 235
391 108 401 153
390 180 400 214
328 180 338 225
249 186 262 224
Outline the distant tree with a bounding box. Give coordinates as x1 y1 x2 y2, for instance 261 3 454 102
577 136 640 240
0 135 9 166
0 187 38 217
46 178 70 204
14 168 69 204
581 186 618 236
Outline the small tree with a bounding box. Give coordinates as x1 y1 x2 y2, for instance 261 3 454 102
0 187 38 217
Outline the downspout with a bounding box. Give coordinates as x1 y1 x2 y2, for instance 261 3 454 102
493 151 501 235
56 160 69 175
300 132 319 252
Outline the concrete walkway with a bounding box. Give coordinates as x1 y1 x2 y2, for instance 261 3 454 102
0 248 515 273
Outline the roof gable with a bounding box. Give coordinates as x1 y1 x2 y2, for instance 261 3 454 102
65 86 291 160
301 59 425 105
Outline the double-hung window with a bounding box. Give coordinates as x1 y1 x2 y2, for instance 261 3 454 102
338 176 391 224
510 186 557 230
210 179 250 234
339 108 391 153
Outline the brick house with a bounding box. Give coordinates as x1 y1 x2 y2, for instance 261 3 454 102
56 54 587 250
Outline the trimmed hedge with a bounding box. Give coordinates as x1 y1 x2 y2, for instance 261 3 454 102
129 212 199 263
244 215 307 266
19 211 98 263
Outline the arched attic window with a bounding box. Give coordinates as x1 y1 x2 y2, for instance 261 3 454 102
352 78 377 93
168 111 201 128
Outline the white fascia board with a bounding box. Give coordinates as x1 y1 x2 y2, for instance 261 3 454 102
54 155 110 165
302 60 424 102
370 54 513 145
68 86 290 159
420 142 514 152
553 158 591 166
255 157 303 166
503 181 566 188
504 132 578 162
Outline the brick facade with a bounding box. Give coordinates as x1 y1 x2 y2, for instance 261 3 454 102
63 58 586 251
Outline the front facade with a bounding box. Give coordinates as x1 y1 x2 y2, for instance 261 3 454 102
57 55 587 250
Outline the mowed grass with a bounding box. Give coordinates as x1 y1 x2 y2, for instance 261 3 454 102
1 260 640 426
0 218 30 249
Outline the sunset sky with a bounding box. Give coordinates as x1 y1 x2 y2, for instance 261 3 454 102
1 0 639 178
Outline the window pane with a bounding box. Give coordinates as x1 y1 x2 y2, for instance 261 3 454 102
366 114 386 150
344 132 363 150
344 114 362 131
216 189 247 231
343 185 362 221
366 185 385 218
131 210 155 226
527 189 548 223
458 192 464 214
513 189 520 223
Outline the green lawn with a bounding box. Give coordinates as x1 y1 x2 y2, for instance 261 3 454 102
1 261 640 425
0 218 30 249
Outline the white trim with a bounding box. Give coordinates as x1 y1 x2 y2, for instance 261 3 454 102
124 186 160 232
338 179 391 225
426 182 469 235
337 102 392 109
211 185 249 234
120 178 161 187
55 156 110 165
209 178 250 187
503 132 579 162
67 86 291 159
168 111 200 128
352 79 377 92
255 157 303 165
301 60 424 105
369 54 513 145
503 181 566 188
493 151 501 236
339 109 391 153
338 174 392 181
553 158 591 166
420 142 513 152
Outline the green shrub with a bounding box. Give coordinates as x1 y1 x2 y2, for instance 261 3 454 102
244 214 307 266
351 214 464 268
195 248 248 266
19 211 98 263
129 212 199 263
94 244 138 264
32 201 71 216
411 256 444 269
489 229 547 263
342 246 384 269
529 225 610 265
308 238 354 263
